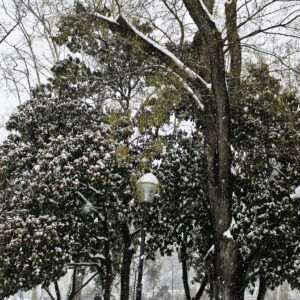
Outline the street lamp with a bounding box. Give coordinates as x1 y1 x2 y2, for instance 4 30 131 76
136 173 159 203
135 173 159 300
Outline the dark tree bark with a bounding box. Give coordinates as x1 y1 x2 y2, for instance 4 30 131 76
181 243 191 300
257 278 267 300
103 210 113 300
103 244 113 300
68 267 78 300
120 223 134 300
90 1 242 298
54 281 61 300
193 274 208 300
182 1 239 299
225 0 242 108
135 211 146 300
45 287 55 300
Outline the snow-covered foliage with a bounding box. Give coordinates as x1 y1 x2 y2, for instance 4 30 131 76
147 130 211 286
231 63 300 290
0 2 299 298
0 71 143 297
143 63 300 293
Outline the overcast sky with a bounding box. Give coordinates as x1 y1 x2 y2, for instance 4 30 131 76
0 88 20 142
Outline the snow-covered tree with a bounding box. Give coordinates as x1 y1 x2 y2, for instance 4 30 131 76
231 63 300 297
52 1 299 298
146 131 211 300
1 1 299 299
0 54 147 299
142 64 299 300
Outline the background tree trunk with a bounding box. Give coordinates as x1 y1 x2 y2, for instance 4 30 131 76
120 223 134 300
135 211 146 300
257 278 267 300
181 243 191 300
73 269 86 300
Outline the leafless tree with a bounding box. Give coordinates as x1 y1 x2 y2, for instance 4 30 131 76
0 0 72 102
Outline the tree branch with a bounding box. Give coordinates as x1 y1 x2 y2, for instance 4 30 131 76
242 44 300 75
256 277 267 300
91 13 211 95
72 272 99 298
194 273 208 300
182 0 221 36
68 262 102 267
0 22 19 44
54 280 61 300
240 13 300 41
244 238 271 282
44 287 55 300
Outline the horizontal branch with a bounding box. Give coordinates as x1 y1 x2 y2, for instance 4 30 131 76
67 262 101 268
240 13 300 41
242 44 300 75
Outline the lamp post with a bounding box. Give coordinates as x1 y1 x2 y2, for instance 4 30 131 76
135 173 158 300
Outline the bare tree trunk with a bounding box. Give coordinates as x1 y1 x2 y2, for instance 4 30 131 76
135 212 146 300
181 243 191 300
193 274 208 300
181 1 243 299
257 278 267 300
104 244 113 300
225 0 242 107
54 281 61 300
73 269 86 300
120 223 134 300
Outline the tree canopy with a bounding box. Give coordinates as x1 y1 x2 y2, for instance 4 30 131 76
0 1 299 300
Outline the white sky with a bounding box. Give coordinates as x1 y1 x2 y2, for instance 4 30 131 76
0 0 299 145
0 88 20 142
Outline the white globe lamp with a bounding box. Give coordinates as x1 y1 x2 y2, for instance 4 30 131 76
136 173 159 203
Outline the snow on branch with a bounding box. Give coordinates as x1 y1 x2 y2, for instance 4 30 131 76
223 217 236 240
204 244 214 261
93 13 211 95
183 0 221 35
123 18 211 90
67 262 101 267
76 191 93 207
180 79 205 110
198 0 221 32
87 184 102 194
167 69 205 110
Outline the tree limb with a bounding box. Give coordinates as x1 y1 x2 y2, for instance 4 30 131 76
72 272 99 299
194 273 208 300
240 12 300 41
242 44 300 75
54 280 61 300
44 286 55 300
91 13 211 95
243 238 271 282
0 22 19 44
